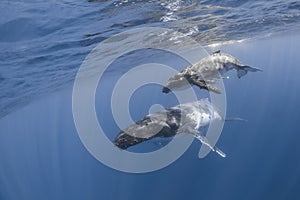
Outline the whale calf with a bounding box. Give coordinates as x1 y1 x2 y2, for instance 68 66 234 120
163 50 262 93
114 98 227 157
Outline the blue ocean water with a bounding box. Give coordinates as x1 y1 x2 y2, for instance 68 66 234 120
1 0 300 199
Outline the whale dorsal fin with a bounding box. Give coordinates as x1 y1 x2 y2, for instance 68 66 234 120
212 50 221 54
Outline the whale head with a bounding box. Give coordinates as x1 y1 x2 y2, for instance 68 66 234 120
162 74 191 93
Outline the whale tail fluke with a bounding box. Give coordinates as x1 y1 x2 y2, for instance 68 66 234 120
237 65 263 78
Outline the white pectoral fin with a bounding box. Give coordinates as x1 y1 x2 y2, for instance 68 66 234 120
213 146 226 158
186 128 226 158
224 117 247 122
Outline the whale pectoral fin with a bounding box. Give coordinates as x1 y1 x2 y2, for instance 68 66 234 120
224 117 247 122
203 79 216 84
237 68 248 78
193 132 226 158
190 79 221 94
205 83 222 94
185 128 226 158
212 146 226 158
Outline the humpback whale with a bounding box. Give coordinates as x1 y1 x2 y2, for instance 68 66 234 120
114 98 227 157
163 50 262 93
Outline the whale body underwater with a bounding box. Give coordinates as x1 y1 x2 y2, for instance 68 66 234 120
114 51 259 157
163 50 262 94
114 99 227 157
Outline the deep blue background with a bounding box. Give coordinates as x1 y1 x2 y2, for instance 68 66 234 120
1 0 300 199
0 33 300 200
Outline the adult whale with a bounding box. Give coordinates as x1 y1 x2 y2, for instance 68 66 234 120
114 98 229 157
163 50 262 94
